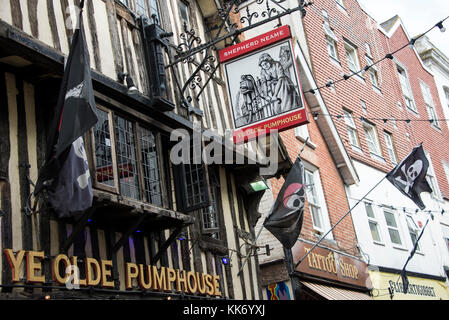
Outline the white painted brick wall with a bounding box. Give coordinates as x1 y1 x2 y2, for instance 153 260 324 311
255 180 285 264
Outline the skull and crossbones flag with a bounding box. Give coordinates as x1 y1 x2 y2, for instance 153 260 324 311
264 157 306 249
34 1 98 217
386 144 432 210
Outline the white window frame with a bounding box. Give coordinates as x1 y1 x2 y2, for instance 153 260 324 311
304 166 333 239
441 223 449 254
383 208 403 247
343 110 360 149
326 35 339 61
294 123 310 141
365 55 380 88
344 41 361 73
322 13 339 63
336 0 346 10
397 65 417 112
363 121 382 156
383 131 398 165
425 151 442 200
443 161 449 186
406 215 421 253
364 201 383 244
420 80 440 129
445 88 449 110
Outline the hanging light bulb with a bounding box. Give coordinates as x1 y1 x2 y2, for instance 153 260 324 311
361 66 370 75
436 21 446 32
409 38 416 49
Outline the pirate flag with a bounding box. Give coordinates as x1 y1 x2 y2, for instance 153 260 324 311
264 157 306 249
386 144 432 210
34 1 98 217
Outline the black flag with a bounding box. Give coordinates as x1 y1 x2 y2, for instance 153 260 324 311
264 157 306 249
386 144 432 210
34 3 98 217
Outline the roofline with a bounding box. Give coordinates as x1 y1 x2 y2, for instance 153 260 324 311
377 15 435 76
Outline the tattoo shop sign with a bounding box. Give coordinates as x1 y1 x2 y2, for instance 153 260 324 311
3 249 222 296
219 25 308 143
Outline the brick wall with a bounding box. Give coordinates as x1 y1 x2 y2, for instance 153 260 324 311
257 97 360 265
301 0 449 200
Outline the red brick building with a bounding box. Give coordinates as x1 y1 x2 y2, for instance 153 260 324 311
257 0 449 300
296 0 449 299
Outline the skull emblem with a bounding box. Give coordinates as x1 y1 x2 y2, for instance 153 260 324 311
397 159 424 193
406 160 423 183
283 183 305 211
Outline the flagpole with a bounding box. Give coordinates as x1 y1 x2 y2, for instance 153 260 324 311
294 174 387 269
399 216 431 291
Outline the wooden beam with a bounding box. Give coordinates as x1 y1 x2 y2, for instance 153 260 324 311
60 207 96 253
151 226 183 265
9 0 23 30
46 0 61 51
111 213 146 254
27 0 39 38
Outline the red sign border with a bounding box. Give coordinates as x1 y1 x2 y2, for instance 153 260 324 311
220 26 309 143
219 25 292 63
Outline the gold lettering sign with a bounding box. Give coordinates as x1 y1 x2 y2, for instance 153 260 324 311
2 249 222 297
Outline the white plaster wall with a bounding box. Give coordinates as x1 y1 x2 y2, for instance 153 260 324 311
347 160 449 278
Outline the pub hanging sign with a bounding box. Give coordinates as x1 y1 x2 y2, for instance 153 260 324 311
3 249 222 297
219 25 308 143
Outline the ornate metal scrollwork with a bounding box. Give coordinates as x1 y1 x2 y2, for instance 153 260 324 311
166 0 312 117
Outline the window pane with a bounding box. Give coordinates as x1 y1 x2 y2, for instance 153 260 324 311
185 163 207 208
94 109 114 187
369 221 381 242
344 111 356 127
384 211 397 228
115 115 140 200
149 0 161 23
136 0 147 15
311 205 323 230
179 1 189 27
201 173 219 238
140 127 162 206
388 229 402 245
365 202 375 218
305 171 319 205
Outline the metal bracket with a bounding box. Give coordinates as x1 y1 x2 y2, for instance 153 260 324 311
165 0 312 109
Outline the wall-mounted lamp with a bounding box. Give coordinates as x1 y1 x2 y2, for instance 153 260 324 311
242 177 269 194
177 232 187 241
221 256 230 265
118 72 139 94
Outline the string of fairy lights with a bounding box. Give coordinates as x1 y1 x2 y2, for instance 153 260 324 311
347 196 445 217
303 15 449 95
306 110 449 125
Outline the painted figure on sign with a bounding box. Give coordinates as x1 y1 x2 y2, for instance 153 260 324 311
258 53 300 115
235 74 265 124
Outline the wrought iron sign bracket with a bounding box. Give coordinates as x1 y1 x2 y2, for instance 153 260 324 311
158 0 312 117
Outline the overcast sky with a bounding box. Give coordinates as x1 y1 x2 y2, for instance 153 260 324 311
357 0 449 57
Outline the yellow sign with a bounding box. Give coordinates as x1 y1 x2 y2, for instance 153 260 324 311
3 249 222 297
369 270 449 300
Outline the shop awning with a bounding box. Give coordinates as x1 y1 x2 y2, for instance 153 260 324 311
301 281 373 300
